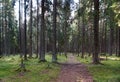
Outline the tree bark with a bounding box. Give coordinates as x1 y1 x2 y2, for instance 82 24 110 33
93 0 100 64
24 0 27 60
36 0 39 58
19 0 22 57
81 14 85 58
0 5 2 55
1 4 3 55
109 28 114 56
52 0 57 62
77 16 81 56
29 0 33 58
0 16 1 56
4 0 7 55
115 27 118 56
118 27 120 57
64 18 67 58
39 0 46 62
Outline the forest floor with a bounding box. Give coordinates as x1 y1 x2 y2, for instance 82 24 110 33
1 55 120 82
54 54 93 82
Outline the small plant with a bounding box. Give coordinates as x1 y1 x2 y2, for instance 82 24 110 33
16 58 27 72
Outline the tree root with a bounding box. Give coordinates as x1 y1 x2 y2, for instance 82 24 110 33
38 59 47 63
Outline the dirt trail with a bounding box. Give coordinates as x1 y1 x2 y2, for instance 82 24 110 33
56 54 93 82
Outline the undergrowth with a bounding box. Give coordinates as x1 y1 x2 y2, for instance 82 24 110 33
77 55 120 82
0 54 66 82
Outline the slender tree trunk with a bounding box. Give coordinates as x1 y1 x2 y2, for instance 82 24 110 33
81 14 85 58
118 27 120 57
19 0 22 57
4 0 7 55
89 25 93 56
109 27 114 56
86 25 90 55
29 0 33 58
102 20 105 53
0 16 1 56
115 27 118 56
77 16 81 56
104 22 107 55
52 0 57 62
39 0 46 62
88 1 93 56
64 18 67 58
0 4 2 56
100 20 104 53
1 3 3 55
99 22 101 54
93 0 100 64
36 0 39 58
24 0 27 60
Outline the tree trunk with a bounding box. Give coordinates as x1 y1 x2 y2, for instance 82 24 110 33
19 0 22 57
36 0 39 58
0 16 1 56
24 0 27 60
77 16 81 56
93 0 100 64
64 18 67 58
4 0 7 55
0 5 2 55
29 0 33 58
115 27 118 56
118 27 120 57
81 14 85 58
104 21 107 56
52 0 57 62
39 0 46 62
109 28 114 56
1 4 3 55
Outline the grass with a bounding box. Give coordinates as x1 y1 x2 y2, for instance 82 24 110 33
0 54 67 82
3 53 120 82
77 55 120 82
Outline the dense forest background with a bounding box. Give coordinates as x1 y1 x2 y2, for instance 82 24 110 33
0 0 120 63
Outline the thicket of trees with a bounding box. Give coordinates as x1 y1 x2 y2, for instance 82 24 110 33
0 0 120 64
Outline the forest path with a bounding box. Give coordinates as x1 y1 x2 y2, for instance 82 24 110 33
55 54 93 82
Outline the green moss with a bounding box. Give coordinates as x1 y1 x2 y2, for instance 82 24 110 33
0 54 66 82
57 54 67 63
77 56 120 82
